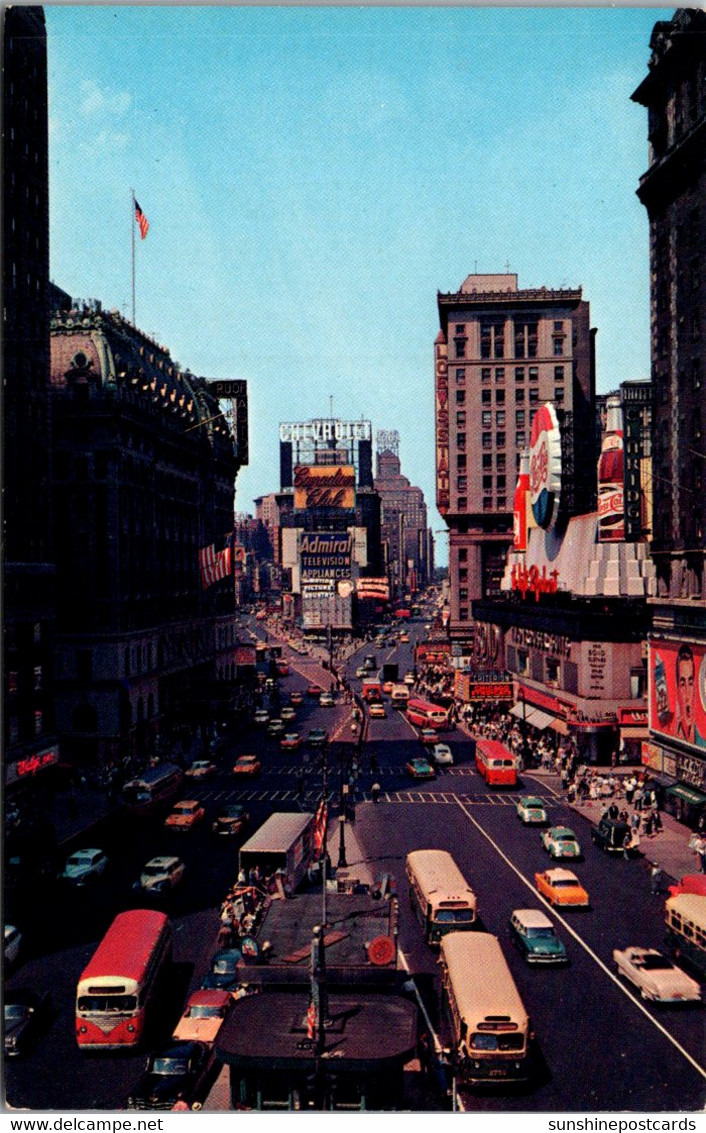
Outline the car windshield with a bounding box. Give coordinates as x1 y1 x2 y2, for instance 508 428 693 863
152 1056 189 1076
527 927 556 939
222 808 244 819
142 864 168 877
553 879 579 888
78 995 137 1013
470 1033 525 1052
639 955 673 970
5 1003 31 1019
68 854 93 866
188 1004 223 1019
213 956 238 974
556 833 574 842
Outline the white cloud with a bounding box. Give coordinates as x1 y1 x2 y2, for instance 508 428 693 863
79 79 132 118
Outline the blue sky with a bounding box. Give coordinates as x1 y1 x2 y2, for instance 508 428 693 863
45 4 670 561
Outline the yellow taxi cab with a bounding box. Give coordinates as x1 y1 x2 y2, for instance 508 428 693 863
534 868 589 908
233 754 261 776
369 704 386 719
164 799 206 831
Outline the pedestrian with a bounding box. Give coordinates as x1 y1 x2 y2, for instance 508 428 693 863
650 865 663 895
644 811 654 838
633 784 644 811
371 781 381 804
624 776 635 805
653 808 663 833
693 834 706 874
623 831 633 861
608 803 619 820
631 810 641 833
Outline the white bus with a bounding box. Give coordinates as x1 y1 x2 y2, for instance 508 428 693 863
390 683 410 708
405 850 478 946
440 932 533 1086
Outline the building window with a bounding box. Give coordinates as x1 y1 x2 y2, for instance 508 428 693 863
496 411 505 426
495 367 505 383
496 454 506 472
514 320 538 359
457 476 467 491
497 496 507 510
457 454 467 470
515 367 524 382
517 650 529 675
554 386 565 403
459 588 468 601
481 368 491 383
482 454 492 470
553 321 564 333
459 549 468 563
480 320 505 359
554 366 565 382
459 608 469 621
456 412 466 426
496 475 506 492
546 657 560 686
459 568 467 581
34 666 42 691
455 325 465 335
516 388 525 403
457 432 466 449
496 389 505 404
482 432 492 449
456 368 466 384
455 338 466 358
482 389 491 404
496 432 505 448
457 496 467 511
483 475 493 491
456 390 465 404
482 411 492 426
553 338 564 356
483 498 493 511
529 388 539 404
529 367 538 382
516 410 525 426
516 431 526 447
34 710 43 735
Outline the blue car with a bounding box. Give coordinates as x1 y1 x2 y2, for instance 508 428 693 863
201 948 242 992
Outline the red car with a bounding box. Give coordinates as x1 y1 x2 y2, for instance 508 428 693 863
233 754 261 776
280 732 302 752
306 684 323 697
289 691 304 706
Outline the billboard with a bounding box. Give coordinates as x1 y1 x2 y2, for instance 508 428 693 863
294 465 355 510
435 339 449 515
529 403 562 531
649 640 706 753
300 532 352 579
357 578 390 601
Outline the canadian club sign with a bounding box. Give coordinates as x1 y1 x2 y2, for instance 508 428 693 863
293 465 355 510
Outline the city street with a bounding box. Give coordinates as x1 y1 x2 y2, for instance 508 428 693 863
5 621 705 1112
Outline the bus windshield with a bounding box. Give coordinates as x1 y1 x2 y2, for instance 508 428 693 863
470 1032 524 1052
435 908 475 924
78 994 137 1013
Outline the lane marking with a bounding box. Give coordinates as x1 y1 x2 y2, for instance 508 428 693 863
453 795 706 1081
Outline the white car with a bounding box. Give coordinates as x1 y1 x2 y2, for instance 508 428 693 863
253 709 269 725
432 743 453 766
613 947 701 1003
403 673 415 686
280 706 296 721
319 692 335 707
60 848 109 886
137 855 185 893
516 796 549 825
4 925 22 966
185 760 217 779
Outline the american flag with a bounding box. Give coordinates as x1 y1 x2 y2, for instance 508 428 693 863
306 1000 316 1041
134 198 150 240
312 798 328 858
199 544 231 589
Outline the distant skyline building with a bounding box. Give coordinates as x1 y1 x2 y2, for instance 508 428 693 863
374 431 433 602
434 273 596 640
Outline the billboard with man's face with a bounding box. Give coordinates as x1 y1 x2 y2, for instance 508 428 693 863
649 640 706 753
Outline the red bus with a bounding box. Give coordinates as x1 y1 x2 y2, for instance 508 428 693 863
406 698 450 730
362 678 383 702
76 910 172 1050
475 739 517 788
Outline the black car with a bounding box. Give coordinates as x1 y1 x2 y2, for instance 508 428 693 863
591 816 631 854
127 1040 209 1110
201 948 242 992
211 805 249 837
307 728 328 749
4 989 52 1057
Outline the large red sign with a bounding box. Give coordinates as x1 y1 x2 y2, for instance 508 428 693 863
649 640 706 753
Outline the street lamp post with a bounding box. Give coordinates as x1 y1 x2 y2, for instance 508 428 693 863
337 813 347 869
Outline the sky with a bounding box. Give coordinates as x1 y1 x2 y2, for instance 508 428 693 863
44 3 671 563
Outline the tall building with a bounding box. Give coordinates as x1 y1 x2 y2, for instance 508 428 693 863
373 430 432 602
3 7 59 794
435 273 596 640
49 300 245 766
632 9 706 824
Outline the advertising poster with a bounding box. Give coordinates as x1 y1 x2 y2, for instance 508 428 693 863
649 639 706 751
293 464 355 509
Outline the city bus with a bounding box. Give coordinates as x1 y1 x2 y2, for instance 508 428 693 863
439 932 533 1086
406 850 478 946
362 677 383 702
475 739 517 788
76 910 172 1050
406 698 450 730
390 683 410 708
121 762 184 815
664 894 706 979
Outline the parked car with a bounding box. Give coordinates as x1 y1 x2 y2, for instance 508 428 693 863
5 924 22 967
382 681 395 695
419 728 438 746
405 757 436 780
403 672 415 685
59 848 109 887
136 856 185 894
307 728 328 749
431 743 453 766
592 816 631 854
516 796 549 826
280 706 296 721
4 989 52 1057
172 989 233 1045
201 948 242 992
253 709 269 725
369 703 386 719
509 908 568 965
667 874 706 899
211 805 249 837
289 691 304 706
534 868 589 908
613 947 701 1003
267 718 285 737
165 800 206 832
541 826 582 860
319 692 335 707
185 760 217 779
276 661 289 677
306 684 324 697
280 732 302 752
232 754 261 776
127 1040 209 1110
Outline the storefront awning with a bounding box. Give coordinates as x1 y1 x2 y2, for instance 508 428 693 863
509 704 526 720
666 784 706 807
526 707 555 731
620 726 650 741
549 718 569 735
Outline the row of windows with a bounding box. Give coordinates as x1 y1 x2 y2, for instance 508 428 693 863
454 321 566 361
455 365 565 384
476 386 564 406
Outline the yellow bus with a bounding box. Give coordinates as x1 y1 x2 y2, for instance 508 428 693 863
405 850 478 946
665 894 706 980
440 932 533 1086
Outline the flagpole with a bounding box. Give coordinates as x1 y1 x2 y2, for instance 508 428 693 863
130 187 136 325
